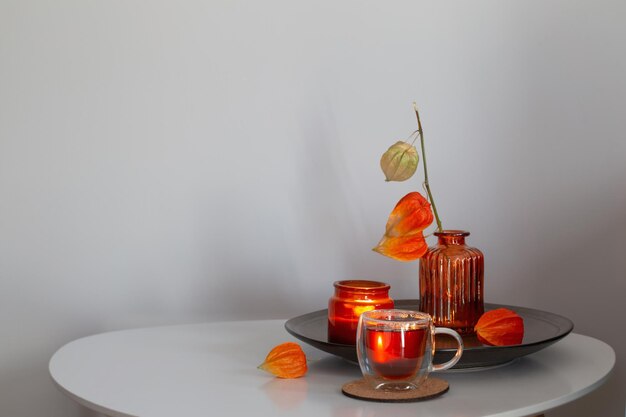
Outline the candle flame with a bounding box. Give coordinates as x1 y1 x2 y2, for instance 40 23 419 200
353 305 375 316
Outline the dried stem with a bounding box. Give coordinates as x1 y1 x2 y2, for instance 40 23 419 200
413 102 443 232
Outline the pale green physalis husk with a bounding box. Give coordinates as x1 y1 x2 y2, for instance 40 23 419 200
380 141 419 182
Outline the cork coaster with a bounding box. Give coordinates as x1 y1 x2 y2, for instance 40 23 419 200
341 377 449 403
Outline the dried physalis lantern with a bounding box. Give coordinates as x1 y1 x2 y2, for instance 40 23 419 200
373 192 434 261
474 308 524 346
258 342 308 378
380 141 419 182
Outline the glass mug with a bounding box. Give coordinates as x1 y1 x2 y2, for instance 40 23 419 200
356 309 464 391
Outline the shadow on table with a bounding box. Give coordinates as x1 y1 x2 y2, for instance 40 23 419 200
260 378 309 411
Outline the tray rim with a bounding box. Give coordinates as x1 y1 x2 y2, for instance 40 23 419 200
284 299 574 362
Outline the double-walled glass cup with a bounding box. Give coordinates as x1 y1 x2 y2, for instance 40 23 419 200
356 309 463 391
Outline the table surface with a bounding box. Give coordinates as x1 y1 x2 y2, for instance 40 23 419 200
49 320 615 417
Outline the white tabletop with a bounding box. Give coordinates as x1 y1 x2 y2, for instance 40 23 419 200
49 320 615 417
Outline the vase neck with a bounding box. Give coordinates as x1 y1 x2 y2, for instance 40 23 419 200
435 230 470 246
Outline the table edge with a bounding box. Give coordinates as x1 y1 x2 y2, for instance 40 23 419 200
49 370 136 417
485 333 616 417
49 326 616 417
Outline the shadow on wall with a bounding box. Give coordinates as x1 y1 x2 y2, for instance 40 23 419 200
198 98 389 319
511 184 626 417
291 99 388 281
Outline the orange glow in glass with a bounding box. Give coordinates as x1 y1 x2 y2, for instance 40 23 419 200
327 280 394 345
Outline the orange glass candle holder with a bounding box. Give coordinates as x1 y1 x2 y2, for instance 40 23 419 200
327 280 394 345
419 230 484 334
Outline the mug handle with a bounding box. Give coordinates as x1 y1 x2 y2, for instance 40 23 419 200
430 327 464 372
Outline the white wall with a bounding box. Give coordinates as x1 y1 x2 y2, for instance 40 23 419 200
1 0 624 416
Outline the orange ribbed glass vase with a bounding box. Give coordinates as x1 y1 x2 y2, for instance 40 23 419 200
419 230 484 334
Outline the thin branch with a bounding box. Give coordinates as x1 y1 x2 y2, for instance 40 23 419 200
413 102 443 232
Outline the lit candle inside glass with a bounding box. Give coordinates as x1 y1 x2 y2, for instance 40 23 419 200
327 280 394 345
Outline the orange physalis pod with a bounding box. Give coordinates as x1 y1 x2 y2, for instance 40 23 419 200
258 342 307 379
384 192 433 236
373 233 429 261
373 192 434 261
474 308 524 346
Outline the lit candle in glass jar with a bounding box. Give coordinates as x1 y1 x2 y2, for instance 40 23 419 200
327 280 394 345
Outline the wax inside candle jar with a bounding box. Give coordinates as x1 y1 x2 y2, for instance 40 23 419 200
364 327 428 380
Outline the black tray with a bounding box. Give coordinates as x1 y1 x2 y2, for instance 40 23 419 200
284 300 573 369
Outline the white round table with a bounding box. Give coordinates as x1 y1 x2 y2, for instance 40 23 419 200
49 320 615 417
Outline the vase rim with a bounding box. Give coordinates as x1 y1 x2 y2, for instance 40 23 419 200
434 230 470 237
333 280 390 291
